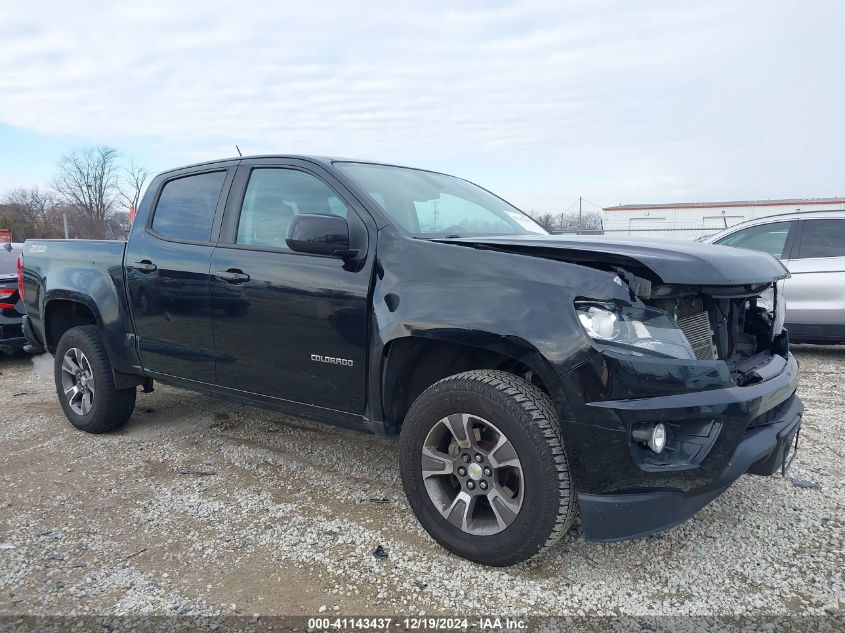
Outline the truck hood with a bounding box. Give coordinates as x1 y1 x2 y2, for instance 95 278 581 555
435 235 790 286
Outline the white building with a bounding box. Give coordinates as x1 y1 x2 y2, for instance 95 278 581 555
603 197 845 231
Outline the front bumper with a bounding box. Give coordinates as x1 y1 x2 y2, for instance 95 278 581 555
578 394 802 541
555 351 802 541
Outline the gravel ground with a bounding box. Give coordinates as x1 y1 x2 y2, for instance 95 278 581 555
0 346 842 618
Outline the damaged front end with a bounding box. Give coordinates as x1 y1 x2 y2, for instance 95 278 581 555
569 269 798 471
578 271 790 387
560 269 802 540
436 235 803 541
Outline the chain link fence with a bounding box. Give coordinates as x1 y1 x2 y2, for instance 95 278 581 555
552 221 738 242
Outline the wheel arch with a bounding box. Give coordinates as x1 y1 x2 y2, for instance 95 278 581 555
378 333 561 432
44 295 100 353
43 292 146 389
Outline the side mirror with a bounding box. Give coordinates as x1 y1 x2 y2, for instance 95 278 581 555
286 214 355 258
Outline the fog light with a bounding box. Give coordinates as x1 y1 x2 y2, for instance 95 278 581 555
649 423 667 454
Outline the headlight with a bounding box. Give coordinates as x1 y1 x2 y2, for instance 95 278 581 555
772 283 786 339
757 287 774 311
756 284 786 339
576 302 696 360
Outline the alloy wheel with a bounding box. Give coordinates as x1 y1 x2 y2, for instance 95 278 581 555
421 413 524 535
60 347 95 415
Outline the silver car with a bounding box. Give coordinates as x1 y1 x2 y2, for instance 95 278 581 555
705 211 845 343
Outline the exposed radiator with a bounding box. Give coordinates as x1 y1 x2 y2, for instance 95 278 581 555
677 311 716 360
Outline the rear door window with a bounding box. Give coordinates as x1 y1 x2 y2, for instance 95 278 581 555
796 219 845 259
151 171 227 242
715 221 793 258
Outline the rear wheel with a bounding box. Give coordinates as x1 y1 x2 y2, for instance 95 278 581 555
54 326 136 433
399 370 575 566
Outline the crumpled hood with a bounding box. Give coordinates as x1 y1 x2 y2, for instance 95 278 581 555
435 234 790 286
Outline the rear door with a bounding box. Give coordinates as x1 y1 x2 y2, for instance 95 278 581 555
126 165 236 381
209 158 374 414
782 218 845 335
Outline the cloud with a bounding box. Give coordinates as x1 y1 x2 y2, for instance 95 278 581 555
0 0 843 208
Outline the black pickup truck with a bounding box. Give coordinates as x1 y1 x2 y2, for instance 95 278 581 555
19 156 802 566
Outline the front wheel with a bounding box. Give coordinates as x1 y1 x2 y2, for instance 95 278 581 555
399 370 575 566
54 325 136 433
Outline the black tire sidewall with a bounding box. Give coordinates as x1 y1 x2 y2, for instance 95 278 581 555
400 377 565 565
53 326 130 433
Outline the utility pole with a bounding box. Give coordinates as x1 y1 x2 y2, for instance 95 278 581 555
578 196 582 229
63 212 69 239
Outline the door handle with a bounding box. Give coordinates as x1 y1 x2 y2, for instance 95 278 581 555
133 260 157 273
215 269 250 284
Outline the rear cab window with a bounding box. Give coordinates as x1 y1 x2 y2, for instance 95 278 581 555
796 219 845 258
151 171 227 242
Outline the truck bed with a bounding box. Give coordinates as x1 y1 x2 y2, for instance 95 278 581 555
21 239 140 375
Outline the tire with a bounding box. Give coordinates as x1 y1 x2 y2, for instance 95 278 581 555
54 325 136 433
399 370 575 566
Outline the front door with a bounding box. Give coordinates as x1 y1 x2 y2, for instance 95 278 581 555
126 167 234 382
209 161 373 413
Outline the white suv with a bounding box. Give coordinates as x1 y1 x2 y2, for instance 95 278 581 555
705 211 845 343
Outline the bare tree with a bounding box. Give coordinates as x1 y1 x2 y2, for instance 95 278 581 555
105 211 132 239
528 209 604 233
560 210 602 231
0 187 58 240
52 146 121 238
2 187 53 226
45 203 94 239
528 211 560 232
119 162 150 215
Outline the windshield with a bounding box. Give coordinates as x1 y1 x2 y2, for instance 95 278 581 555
337 162 548 238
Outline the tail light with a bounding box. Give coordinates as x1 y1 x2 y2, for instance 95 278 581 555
17 254 25 301
0 288 15 309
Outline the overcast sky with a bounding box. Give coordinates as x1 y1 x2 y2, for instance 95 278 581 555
0 0 842 212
